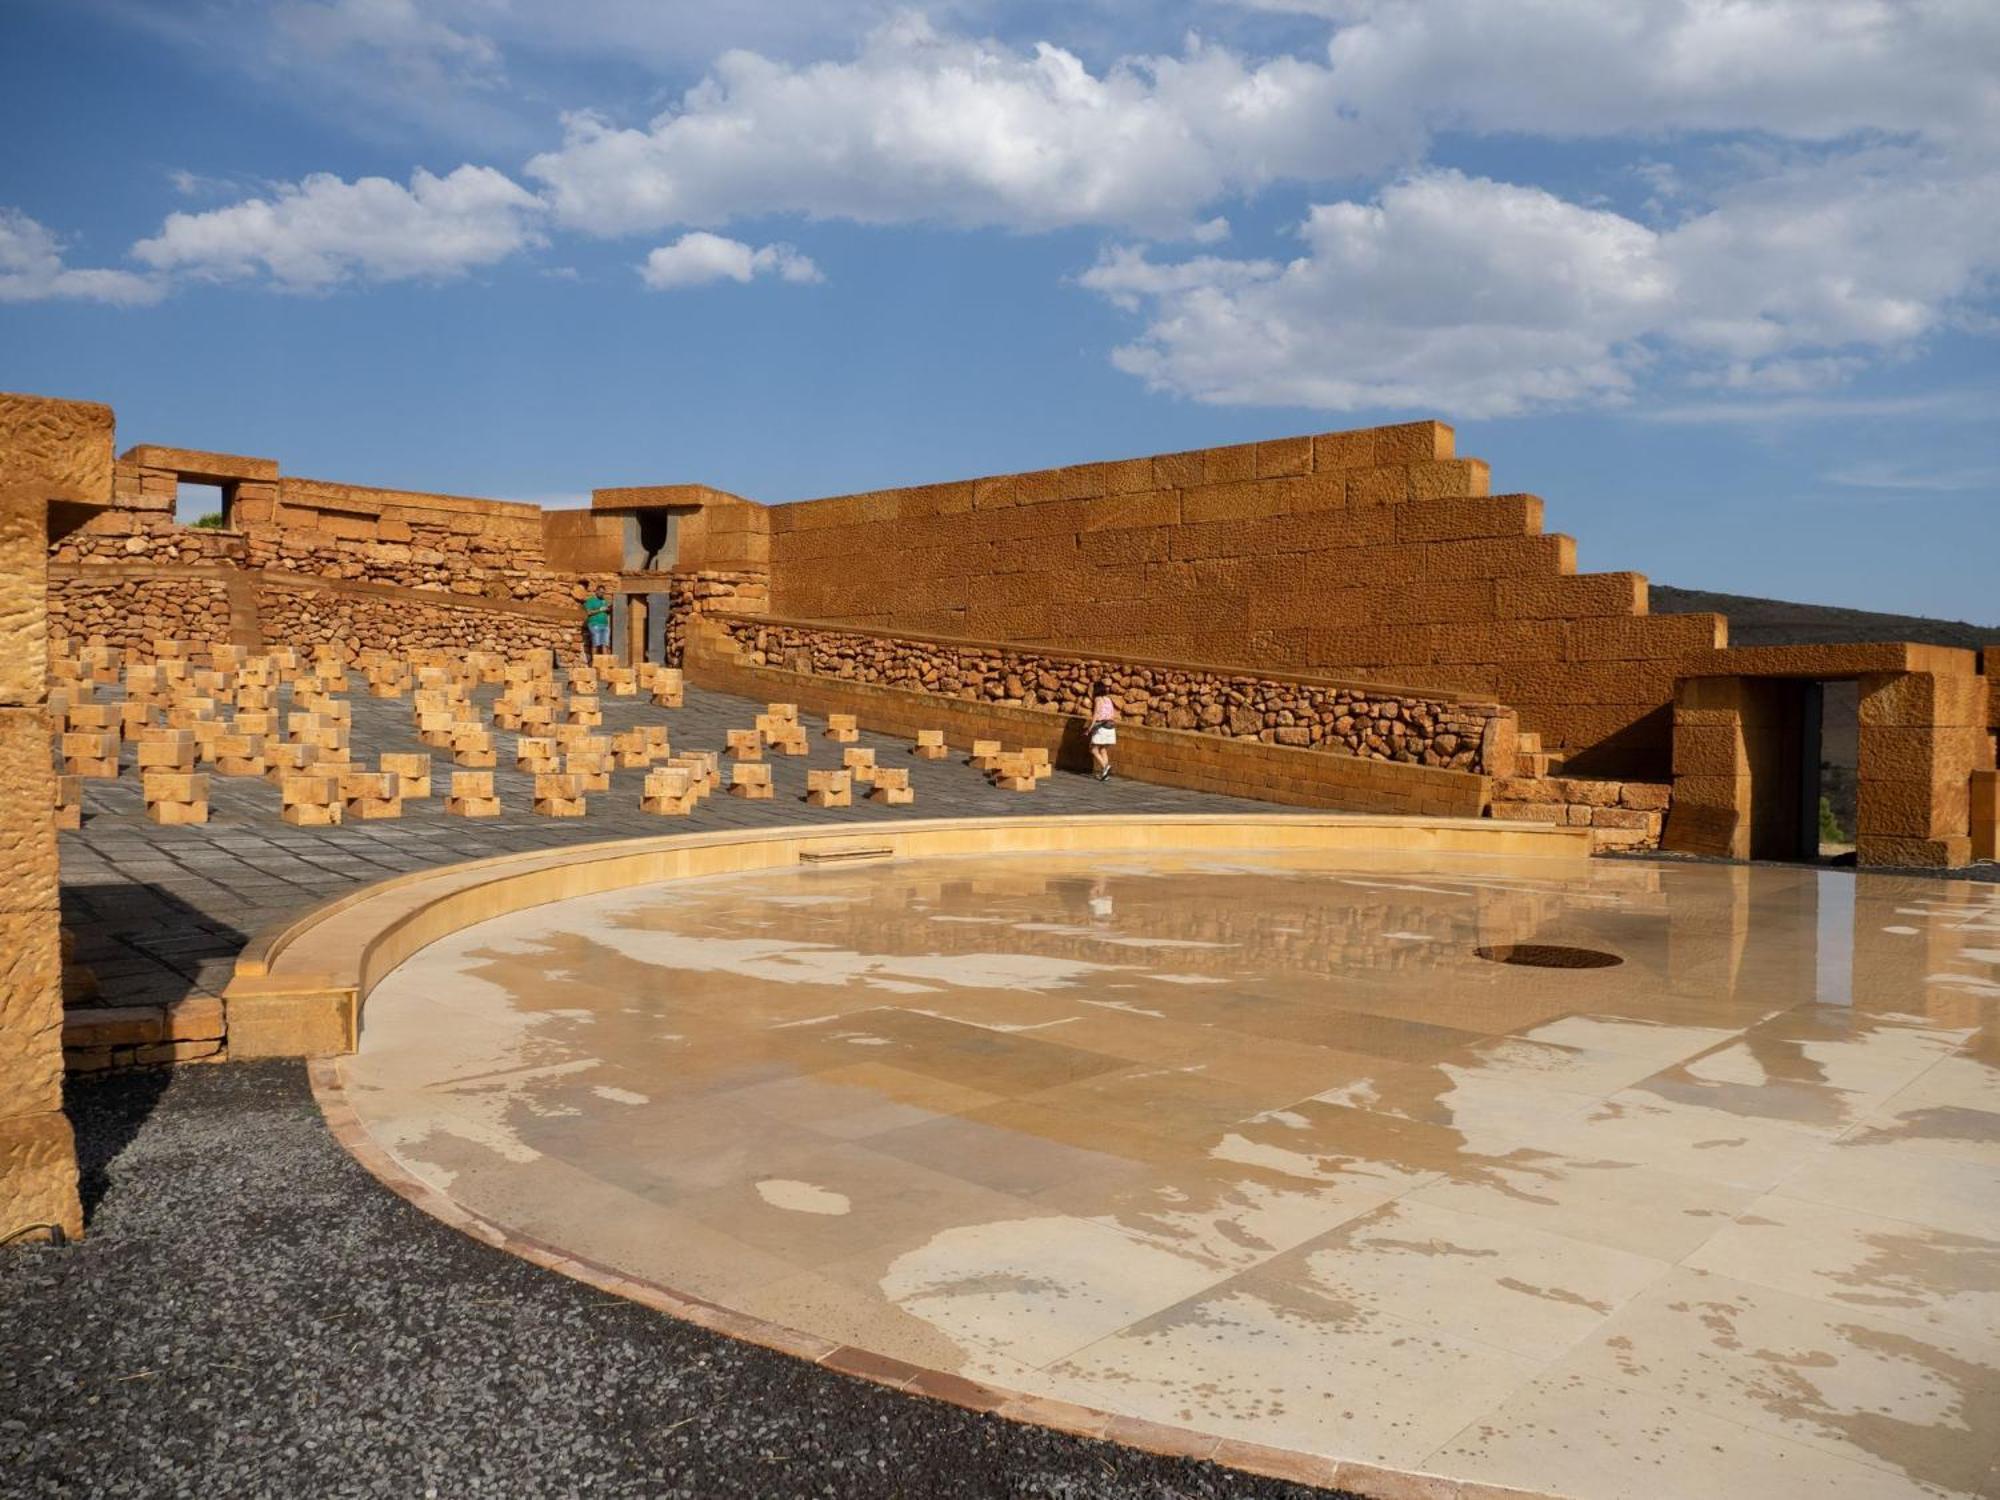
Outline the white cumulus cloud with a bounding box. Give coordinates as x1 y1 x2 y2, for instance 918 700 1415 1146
639 232 824 289
1083 156 2000 417
0 209 162 306
526 14 1402 238
130 165 545 290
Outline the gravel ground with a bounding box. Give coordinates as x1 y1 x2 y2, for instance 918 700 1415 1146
0 1064 1347 1500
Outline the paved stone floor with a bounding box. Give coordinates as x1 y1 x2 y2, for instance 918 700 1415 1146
0 1062 1345 1499
60 681 1283 1028
340 849 2000 1499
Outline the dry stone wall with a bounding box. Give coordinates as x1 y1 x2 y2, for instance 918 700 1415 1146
664 570 769 665
718 615 1508 773
255 579 580 661
51 457 579 610
51 575 233 654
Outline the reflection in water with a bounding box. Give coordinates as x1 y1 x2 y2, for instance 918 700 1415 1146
345 851 2000 1498
1818 870 1856 1007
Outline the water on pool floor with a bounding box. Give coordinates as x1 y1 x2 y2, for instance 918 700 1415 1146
342 849 2000 1499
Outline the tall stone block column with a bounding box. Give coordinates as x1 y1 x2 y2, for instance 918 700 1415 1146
0 391 112 1244
1661 676 1753 860
1856 671 1992 868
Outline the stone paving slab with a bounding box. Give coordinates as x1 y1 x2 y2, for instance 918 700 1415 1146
60 681 1292 1023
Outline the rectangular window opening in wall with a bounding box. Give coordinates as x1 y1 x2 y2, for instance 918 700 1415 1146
175 480 228 531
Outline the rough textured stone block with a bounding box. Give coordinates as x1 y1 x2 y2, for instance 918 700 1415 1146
0 391 114 504
0 488 49 708
0 710 59 913
0 908 63 1120
729 762 774 798
379 752 431 797
0 1109 83 1242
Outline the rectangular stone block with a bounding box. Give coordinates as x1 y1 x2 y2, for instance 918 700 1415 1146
1 494 49 709
1856 777 1967 840
278 773 339 807
145 796 209 826
1672 722 1749 778
135 732 195 770
379 752 431 797
0 1108 83 1242
1858 725 1984 784
1857 670 1988 729
1856 834 1972 869
868 767 912 803
0 908 63 1120
727 728 763 760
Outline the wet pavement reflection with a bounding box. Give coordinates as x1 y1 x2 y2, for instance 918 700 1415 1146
341 850 2000 1498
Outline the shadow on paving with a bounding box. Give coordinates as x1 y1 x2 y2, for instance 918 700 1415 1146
0 1063 1354 1500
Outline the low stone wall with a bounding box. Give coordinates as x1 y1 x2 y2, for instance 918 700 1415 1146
62 994 226 1072
255 577 581 662
1490 775 1671 851
51 573 233 653
714 615 1509 774
664 570 769 664
689 621 1491 817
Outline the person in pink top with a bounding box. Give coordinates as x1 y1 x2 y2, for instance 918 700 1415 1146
1087 678 1117 782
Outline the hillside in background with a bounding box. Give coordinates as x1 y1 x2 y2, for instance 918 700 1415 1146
1652 587 1998 650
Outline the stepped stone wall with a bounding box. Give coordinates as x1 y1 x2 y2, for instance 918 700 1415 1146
767 422 1722 778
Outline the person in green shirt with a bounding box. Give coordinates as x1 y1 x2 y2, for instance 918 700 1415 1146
582 587 611 655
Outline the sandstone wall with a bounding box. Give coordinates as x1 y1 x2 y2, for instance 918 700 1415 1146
51 572 234 653
0 391 98 1243
718 615 1507 773
768 422 1722 778
663 569 770 665
51 453 581 611
1488 774 1671 851
255 575 580 662
689 621 1491 817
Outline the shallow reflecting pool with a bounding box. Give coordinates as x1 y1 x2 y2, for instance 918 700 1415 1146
339 849 2000 1498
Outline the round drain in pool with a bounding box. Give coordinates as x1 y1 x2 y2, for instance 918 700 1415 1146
1475 943 1623 969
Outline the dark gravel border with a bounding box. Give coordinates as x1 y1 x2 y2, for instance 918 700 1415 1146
0 1063 1350 1500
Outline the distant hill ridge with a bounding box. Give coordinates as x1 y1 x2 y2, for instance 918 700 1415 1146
1653 587 1998 651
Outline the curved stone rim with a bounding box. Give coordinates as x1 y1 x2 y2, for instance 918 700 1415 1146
284 814 1586 1500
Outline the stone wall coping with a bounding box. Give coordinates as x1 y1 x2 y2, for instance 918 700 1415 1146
280 475 546 521
1676 641 1981 679
714 612 1506 712
120 444 279 483
590 483 756 510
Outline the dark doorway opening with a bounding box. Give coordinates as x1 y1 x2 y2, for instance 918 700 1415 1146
1818 680 1859 858
637 511 670 570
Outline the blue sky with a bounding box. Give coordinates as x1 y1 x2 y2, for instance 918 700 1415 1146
3 0 1995 621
